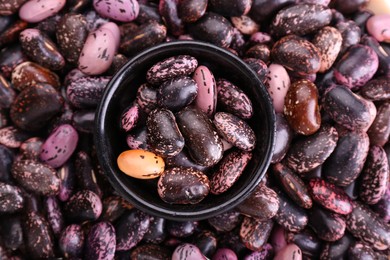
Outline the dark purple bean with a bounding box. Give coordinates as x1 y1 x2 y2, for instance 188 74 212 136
176 107 223 167
143 217 167 244
309 205 346 242
136 4 163 24
115 209 150 251
207 210 242 232
333 0 368 14
361 36 390 76
249 0 295 22
24 211 55 259
75 151 103 197
0 214 23 251
168 220 198 238
245 44 271 63
236 184 279 221
274 189 308 232
286 229 322 259
57 161 76 202
66 76 110 109
72 109 95 133
12 160 60 196
323 130 370 186
372 183 390 222
56 13 88 64
320 233 354 260
218 230 248 258
353 10 373 32
165 149 210 173
336 20 361 54
0 20 28 50
178 0 207 23
272 163 312 209
65 0 90 13
64 190 102 223
348 242 376 260
0 182 24 213
0 45 27 78
0 126 29 149
101 196 132 223
193 230 217 258
120 21 167 57
244 244 274 260
240 217 273 251
18 137 43 161
209 0 251 17
159 0 184 36
361 77 390 101
270 4 332 37
10 83 64 131
85 221 116 260
367 102 390 146
359 145 389 205
271 114 293 163
346 202 390 250
44 196 64 236
0 145 14 183
244 58 268 84
343 180 359 200
0 74 15 109
285 125 338 174
131 244 171 260
59 224 85 258
188 12 234 48
19 29 65 71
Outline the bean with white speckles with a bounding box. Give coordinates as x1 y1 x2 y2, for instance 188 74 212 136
86 221 116 260
19 28 65 71
59 224 85 258
146 55 198 85
115 209 150 251
217 78 253 119
93 0 139 22
56 13 89 64
359 145 389 205
158 166 210 204
24 211 55 259
12 159 60 196
285 125 338 174
40 124 79 168
210 149 252 195
236 184 279 221
271 35 321 76
0 126 29 149
274 189 308 232
0 0 27 15
273 163 312 209
240 217 274 251
0 182 24 213
346 202 390 250
214 112 255 151
361 77 390 101
176 107 223 167
270 4 332 37
64 190 102 223
78 24 119 75
147 108 184 157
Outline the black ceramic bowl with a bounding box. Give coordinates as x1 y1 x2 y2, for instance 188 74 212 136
95 41 275 221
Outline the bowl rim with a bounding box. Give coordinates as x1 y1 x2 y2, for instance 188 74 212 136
95 40 276 221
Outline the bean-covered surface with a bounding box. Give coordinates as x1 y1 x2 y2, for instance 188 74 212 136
0 0 389 259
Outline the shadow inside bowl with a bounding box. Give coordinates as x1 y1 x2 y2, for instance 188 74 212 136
95 41 275 221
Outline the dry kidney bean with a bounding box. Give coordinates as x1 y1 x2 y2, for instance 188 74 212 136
1 1 390 259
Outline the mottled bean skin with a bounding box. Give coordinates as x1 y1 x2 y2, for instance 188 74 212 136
146 55 198 85
273 163 312 209
346 202 390 250
271 35 321 75
240 217 274 251
208 210 242 232
367 102 390 146
64 190 102 223
0 182 24 213
85 221 116 260
178 0 207 23
59 224 84 258
361 77 390 101
131 244 171 260
159 0 184 36
359 146 389 205
309 206 346 242
285 125 338 173
172 243 206 260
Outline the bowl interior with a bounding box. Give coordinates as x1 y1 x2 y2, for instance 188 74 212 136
95 41 275 221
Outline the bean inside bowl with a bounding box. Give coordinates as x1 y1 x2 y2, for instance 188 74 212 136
95 41 275 221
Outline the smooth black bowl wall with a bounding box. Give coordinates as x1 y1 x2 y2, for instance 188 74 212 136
95 41 275 221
